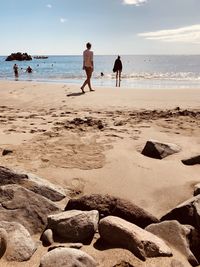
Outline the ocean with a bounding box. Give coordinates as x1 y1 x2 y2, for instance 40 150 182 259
0 55 200 89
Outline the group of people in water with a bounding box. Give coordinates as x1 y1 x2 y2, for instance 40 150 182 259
13 63 32 78
13 42 122 90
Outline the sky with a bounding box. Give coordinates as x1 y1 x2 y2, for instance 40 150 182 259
0 0 200 55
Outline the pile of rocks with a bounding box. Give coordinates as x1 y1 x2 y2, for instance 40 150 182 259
5 52 32 61
0 166 200 266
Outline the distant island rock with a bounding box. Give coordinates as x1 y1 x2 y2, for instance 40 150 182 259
5 52 32 61
34 56 48 59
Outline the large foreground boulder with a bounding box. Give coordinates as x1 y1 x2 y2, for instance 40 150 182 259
141 140 181 159
0 184 60 234
65 194 158 228
161 195 200 230
39 247 97 267
0 221 36 261
0 166 66 201
5 52 32 61
146 220 199 266
99 216 172 261
47 210 99 243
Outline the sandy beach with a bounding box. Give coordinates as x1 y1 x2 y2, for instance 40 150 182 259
0 80 200 266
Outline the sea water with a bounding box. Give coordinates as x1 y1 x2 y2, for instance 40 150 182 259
0 55 200 89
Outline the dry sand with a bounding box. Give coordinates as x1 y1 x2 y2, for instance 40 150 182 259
0 80 199 266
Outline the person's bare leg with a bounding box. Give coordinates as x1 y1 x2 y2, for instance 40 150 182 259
87 68 94 91
81 69 89 93
119 71 121 87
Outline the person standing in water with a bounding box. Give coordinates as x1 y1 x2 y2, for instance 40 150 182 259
81 42 94 93
13 64 19 79
113 56 123 87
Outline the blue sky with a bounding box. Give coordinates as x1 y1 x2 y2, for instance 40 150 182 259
0 0 200 55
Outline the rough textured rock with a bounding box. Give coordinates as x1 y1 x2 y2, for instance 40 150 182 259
0 184 60 234
0 166 66 201
65 194 158 228
47 210 99 243
182 155 200 166
0 221 36 261
161 195 200 230
0 228 7 258
39 247 97 267
5 52 32 61
146 220 199 266
141 140 181 159
99 216 172 261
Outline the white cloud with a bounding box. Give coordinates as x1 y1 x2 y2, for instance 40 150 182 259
138 25 200 44
60 18 67 23
47 4 52 8
123 0 147 6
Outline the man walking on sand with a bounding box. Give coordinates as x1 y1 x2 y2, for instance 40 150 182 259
81 42 95 93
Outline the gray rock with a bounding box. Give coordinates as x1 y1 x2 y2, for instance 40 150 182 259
141 140 181 159
0 221 36 261
0 166 66 201
39 247 97 267
99 216 172 261
146 220 199 266
161 195 200 230
0 228 7 258
65 194 158 228
47 210 99 242
0 184 60 234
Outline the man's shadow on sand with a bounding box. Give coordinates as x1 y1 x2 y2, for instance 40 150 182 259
67 92 84 97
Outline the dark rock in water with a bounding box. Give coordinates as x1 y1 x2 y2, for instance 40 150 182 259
34 56 48 59
65 194 159 228
2 149 13 156
5 52 32 61
0 184 60 234
161 195 200 230
182 155 200 166
141 140 181 159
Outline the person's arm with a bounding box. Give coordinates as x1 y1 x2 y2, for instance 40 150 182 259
91 51 94 71
82 51 85 70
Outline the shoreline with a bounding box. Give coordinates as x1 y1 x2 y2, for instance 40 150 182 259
1 77 200 90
